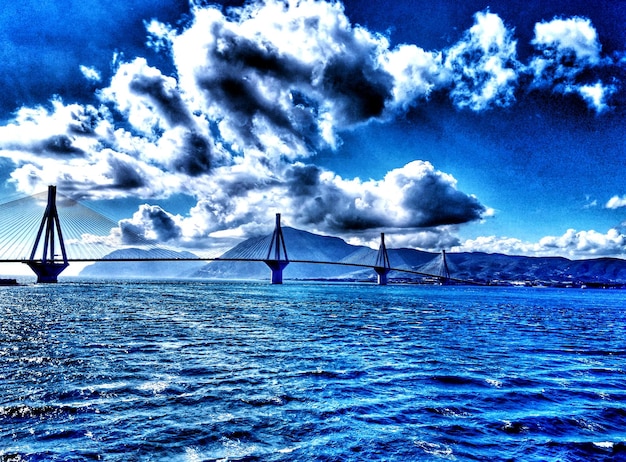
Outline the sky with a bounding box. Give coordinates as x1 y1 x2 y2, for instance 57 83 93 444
0 0 624 260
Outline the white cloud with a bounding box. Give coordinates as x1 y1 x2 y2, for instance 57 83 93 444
382 44 449 110
528 16 614 112
0 1 622 253
444 11 519 111
576 81 615 113
456 227 626 259
88 159 485 251
532 17 601 64
80 65 102 82
606 195 626 209
167 0 396 154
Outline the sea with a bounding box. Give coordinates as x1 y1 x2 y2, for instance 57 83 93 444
1 280 626 461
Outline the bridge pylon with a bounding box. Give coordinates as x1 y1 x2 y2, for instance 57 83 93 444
440 249 451 284
263 213 289 284
374 232 391 285
25 185 69 283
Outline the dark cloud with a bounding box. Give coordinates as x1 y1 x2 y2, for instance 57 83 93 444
172 131 213 176
284 161 485 233
214 30 311 81
284 165 381 233
118 204 183 244
200 74 297 146
320 50 393 124
129 72 194 128
179 3 397 154
67 106 106 136
39 135 84 156
107 156 146 190
193 28 323 151
399 172 486 227
118 221 149 245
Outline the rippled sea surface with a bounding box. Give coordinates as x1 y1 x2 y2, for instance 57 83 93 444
2 281 626 461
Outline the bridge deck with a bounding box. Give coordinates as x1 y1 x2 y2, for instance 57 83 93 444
2 257 478 284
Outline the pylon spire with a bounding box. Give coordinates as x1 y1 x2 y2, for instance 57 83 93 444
25 185 69 283
440 249 451 284
374 232 391 285
264 213 289 284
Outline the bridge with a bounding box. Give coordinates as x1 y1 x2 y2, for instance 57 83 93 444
0 186 461 285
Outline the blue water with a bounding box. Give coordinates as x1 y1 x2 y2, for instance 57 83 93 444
1 281 626 461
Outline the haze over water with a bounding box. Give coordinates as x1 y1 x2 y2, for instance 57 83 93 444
2 281 626 461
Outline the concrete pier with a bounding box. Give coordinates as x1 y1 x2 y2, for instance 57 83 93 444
263 213 289 284
25 185 69 283
374 232 391 285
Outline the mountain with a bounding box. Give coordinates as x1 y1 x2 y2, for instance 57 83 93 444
79 248 205 279
193 228 626 286
80 228 626 286
192 227 377 280
444 253 626 286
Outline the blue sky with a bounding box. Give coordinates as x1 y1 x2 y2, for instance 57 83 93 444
0 0 624 259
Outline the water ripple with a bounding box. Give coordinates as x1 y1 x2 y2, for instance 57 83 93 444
1 282 626 460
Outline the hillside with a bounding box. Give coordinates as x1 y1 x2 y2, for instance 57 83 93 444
194 228 626 286
79 248 205 279
192 227 374 280
80 228 626 286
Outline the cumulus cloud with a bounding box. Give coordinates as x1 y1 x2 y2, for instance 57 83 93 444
0 99 183 199
538 228 626 258
444 10 519 111
163 0 399 154
90 159 485 251
577 82 615 113
606 195 626 209
283 160 485 232
117 204 183 244
456 227 626 259
383 227 461 251
529 16 616 112
382 45 448 110
0 0 622 252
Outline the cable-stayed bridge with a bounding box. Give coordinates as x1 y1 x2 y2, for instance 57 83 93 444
0 186 462 285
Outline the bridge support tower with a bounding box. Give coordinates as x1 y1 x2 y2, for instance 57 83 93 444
263 213 289 284
374 232 391 285
25 185 69 283
440 250 451 284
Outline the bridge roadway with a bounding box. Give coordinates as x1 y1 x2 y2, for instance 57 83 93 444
7 188 472 284
2 257 478 285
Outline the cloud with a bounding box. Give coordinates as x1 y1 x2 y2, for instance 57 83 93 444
456 227 626 259
118 204 183 244
384 227 461 251
529 16 616 112
532 17 601 64
0 1 623 253
444 10 519 111
0 98 183 198
606 195 626 209
382 44 448 110
163 1 399 154
90 159 486 251
80 65 102 83
103 58 195 132
283 160 486 233
577 82 615 113
538 228 626 258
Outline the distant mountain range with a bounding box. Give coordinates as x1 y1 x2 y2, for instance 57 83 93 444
80 227 626 287
79 248 205 279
